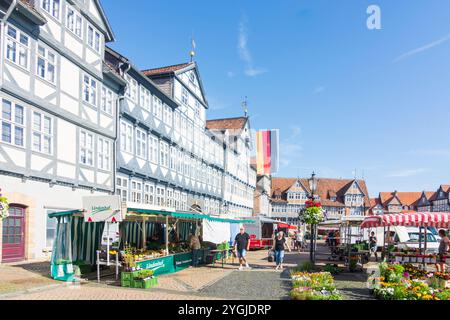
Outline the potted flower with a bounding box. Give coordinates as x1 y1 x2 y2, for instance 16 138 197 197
0 193 9 221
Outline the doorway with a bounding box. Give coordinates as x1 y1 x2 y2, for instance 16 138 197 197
2 206 26 262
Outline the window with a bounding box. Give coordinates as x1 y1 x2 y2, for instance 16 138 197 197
170 146 177 170
32 112 53 155
87 24 101 52
140 86 151 111
156 186 165 206
66 5 83 38
160 141 169 167
101 86 113 114
131 181 142 203
98 137 110 171
181 88 189 105
1 100 24 147
195 100 201 117
41 0 60 20
153 96 162 119
116 177 128 202
80 130 93 166
148 135 159 164
136 128 147 159
83 75 97 106
144 184 155 205
46 210 58 248
120 121 133 153
37 45 56 84
174 111 180 131
5 25 29 69
125 75 138 103
164 105 172 125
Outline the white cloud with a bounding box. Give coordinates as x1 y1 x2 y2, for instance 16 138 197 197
238 14 267 77
386 168 430 178
394 33 450 62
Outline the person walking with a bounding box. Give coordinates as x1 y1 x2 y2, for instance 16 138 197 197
234 227 251 270
296 230 304 252
189 232 201 268
369 231 378 262
272 231 291 271
436 229 449 273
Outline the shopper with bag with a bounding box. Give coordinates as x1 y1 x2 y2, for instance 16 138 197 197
272 231 291 271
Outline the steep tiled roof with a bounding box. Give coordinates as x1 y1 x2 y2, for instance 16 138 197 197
440 185 450 193
379 191 435 207
142 63 193 76
271 177 371 208
370 198 382 208
206 117 248 131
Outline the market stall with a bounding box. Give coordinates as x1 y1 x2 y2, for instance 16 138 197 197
318 216 369 271
49 201 254 286
361 212 450 266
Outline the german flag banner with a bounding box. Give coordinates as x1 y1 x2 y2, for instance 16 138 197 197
256 130 279 176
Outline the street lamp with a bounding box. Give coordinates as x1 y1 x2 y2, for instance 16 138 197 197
308 172 319 264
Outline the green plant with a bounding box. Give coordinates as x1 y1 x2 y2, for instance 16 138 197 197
0 195 10 220
323 264 341 275
293 261 315 273
136 269 154 280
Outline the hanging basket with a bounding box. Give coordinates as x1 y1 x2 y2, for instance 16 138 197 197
0 196 9 220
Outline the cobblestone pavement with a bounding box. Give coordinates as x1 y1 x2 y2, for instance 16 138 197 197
0 260 60 296
1 249 377 300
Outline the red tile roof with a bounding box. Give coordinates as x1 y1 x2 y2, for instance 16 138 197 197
441 185 450 193
142 63 193 76
271 177 371 208
206 117 248 131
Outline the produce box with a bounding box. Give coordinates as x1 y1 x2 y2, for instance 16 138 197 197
132 277 158 289
121 270 140 282
121 279 132 288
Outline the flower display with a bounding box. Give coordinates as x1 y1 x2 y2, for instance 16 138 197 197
299 201 324 225
290 272 343 300
0 195 9 220
373 262 450 300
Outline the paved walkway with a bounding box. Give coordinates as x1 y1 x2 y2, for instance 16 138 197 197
0 248 377 300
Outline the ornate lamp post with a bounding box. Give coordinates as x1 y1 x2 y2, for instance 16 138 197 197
307 172 319 264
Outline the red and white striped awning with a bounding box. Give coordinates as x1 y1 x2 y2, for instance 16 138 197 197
360 212 450 229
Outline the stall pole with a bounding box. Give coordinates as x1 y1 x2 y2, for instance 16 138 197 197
96 250 100 283
165 215 169 254
142 218 147 250
106 222 110 266
382 227 386 260
423 227 428 270
419 227 423 255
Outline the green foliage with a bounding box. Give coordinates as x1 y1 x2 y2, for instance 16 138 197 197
136 269 155 280
300 206 324 225
323 264 341 275
293 261 315 273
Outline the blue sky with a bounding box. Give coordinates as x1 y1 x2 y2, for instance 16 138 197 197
103 0 450 197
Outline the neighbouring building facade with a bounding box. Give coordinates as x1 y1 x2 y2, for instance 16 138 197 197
0 0 256 263
371 185 450 214
270 178 371 225
0 0 124 262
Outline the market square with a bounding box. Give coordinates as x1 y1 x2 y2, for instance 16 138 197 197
0 0 449 302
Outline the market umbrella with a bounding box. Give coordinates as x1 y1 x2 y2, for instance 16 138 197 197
360 212 450 229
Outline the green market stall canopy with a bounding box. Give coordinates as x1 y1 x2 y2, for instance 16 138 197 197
49 208 255 224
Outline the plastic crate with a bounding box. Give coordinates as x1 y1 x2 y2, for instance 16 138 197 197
132 277 158 289
121 279 132 288
121 271 140 282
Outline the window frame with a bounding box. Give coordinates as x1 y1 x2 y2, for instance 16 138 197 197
65 4 83 39
87 23 101 53
32 111 53 155
79 130 94 167
83 74 98 107
36 44 57 85
41 0 61 21
97 137 111 171
1 99 25 148
100 86 113 115
5 25 30 70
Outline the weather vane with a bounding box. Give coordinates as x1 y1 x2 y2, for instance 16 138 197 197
190 37 196 62
242 96 249 117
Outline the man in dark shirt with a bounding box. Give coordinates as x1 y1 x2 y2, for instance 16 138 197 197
233 227 251 270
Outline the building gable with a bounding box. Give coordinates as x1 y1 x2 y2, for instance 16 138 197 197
174 64 208 108
82 0 115 42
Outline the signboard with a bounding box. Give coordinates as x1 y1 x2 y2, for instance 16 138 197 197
136 255 175 276
83 196 123 223
174 252 193 270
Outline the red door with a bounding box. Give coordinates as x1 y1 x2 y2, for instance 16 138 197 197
2 206 26 262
